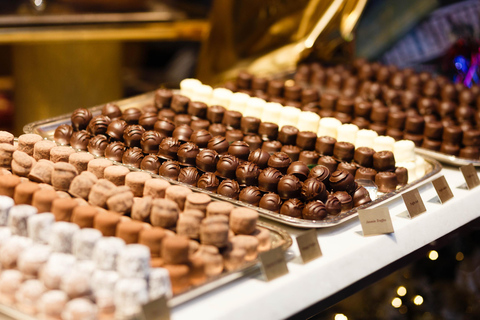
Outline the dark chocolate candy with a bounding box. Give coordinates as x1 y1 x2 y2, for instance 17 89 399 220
141 130 164 154
225 130 244 143
325 196 341 215
71 108 92 131
278 126 299 146
196 149 219 172
122 108 142 125
296 131 317 151
243 135 263 151
352 185 371 207
302 201 327 220
188 101 208 119
159 160 181 180
235 161 260 186
217 179 240 199
215 154 239 179
190 130 212 149
259 193 282 212
375 171 397 193
154 118 176 137
301 178 328 202
174 114 192 127
281 145 301 162
299 151 320 166
317 156 338 174
101 103 122 120
267 152 292 174
207 105 226 124
138 112 158 131
287 161 309 181
105 141 126 162
262 141 283 154
123 125 145 148
239 186 262 206
329 170 356 194
172 124 193 143
258 167 283 193
222 110 242 130
208 136 230 155
373 151 395 172
158 109 175 121
354 167 377 182
191 119 210 132
140 155 161 174
88 115 111 136
106 119 128 141
337 162 357 177
70 130 92 151
170 94 190 114
154 89 173 109
197 172 219 192
315 136 336 156
277 174 302 200
158 137 181 160
87 134 109 157
395 167 408 186
228 141 251 161
280 198 304 218
209 123 227 137
332 191 353 212
122 147 144 168
177 142 200 167
178 166 200 186
248 148 270 169
258 122 279 141
54 124 73 145
353 147 375 168
241 117 261 135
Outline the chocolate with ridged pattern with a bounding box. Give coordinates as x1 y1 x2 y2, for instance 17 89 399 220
70 130 92 151
258 167 283 193
259 193 282 212
197 172 219 192
87 135 109 157
267 152 291 174
88 115 111 136
122 147 144 168
158 137 181 160
123 125 145 148
178 166 200 186
190 130 213 149
71 108 92 131
106 119 128 141
215 154 239 179
54 124 73 145
302 201 327 220
208 136 230 155
239 186 262 206
280 198 304 218
217 179 240 199
159 160 181 180
287 161 309 181
196 149 219 172
154 118 176 137
141 130 164 154
141 155 161 174
329 170 356 194
105 141 126 162
122 108 142 125
177 142 200 167
277 174 302 200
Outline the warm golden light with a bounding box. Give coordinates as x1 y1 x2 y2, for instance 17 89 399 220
413 295 424 305
397 286 407 296
428 250 438 260
334 314 348 320
391 297 402 308
456 252 464 261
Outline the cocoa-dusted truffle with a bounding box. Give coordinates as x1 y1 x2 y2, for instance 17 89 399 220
154 118 176 137
317 156 338 173
208 136 230 155
159 160 181 180
54 124 73 145
122 147 144 168
258 167 283 193
70 130 92 151
325 195 341 215
238 186 262 206
140 155 161 174
267 152 291 174
375 171 397 193
281 145 301 162
235 162 260 186
104 141 126 162
71 108 92 131
277 174 302 200
217 179 240 199
373 151 395 172
189 130 213 149
329 170 356 194
333 142 355 162
301 178 328 202
352 185 371 207
141 130 163 154
258 122 279 141
106 119 128 141
243 135 263 151
353 147 375 167
122 108 142 125
259 193 282 212
178 167 200 186
332 191 353 211
355 167 377 181
228 141 251 162
315 136 337 155
177 142 200 167
222 110 242 130
102 103 122 119
248 148 270 169
287 161 309 181
87 135 109 157
196 149 219 172
197 172 219 192
302 201 327 220
215 154 239 179
280 198 304 218
123 125 145 148
278 126 299 146
88 115 111 136
207 105 226 123
158 137 181 160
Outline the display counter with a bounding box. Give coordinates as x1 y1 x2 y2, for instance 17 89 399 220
170 164 479 320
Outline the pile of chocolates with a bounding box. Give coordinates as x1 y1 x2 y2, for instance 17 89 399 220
48 88 408 220
223 60 480 160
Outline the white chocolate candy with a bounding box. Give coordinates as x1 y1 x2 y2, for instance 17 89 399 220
72 228 102 260
40 252 76 290
49 222 80 253
0 235 32 269
114 278 149 319
179 78 202 99
0 226 12 250
15 280 47 315
317 117 342 139
415 155 426 178
61 269 92 299
0 196 14 226
74 260 96 278
148 267 173 300
337 124 359 144
117 244 150 279
394 140 416 162
27 213 55 244
244 97 266 118
279 106 301 128
93 237 126 271
261 102 283 123
373 136 396 152
229 92 250 113
8 204 37 237
37 290 68 319
210 88 233 108
192 84 213 104
298 111 320 133
91 269 120 299
0 269 23 305
17 244 52 277
355 129 378 148
62 298 97 320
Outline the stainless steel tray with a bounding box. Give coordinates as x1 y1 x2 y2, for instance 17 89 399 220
415 147 480 167
23 91 443 228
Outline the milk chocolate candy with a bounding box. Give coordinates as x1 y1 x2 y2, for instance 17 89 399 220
0 131 14 145
69 130 92 151
267 152 291 174
215 154 239 179
302 200 327 220
121 107 142 125
332 191 353 211
190 129 213 149
196 149 219 172
208 136 230 155
329 170 356 194
125 172 152 197
278 126 299 146
375 171 398 193
54 125 73 146
373 151 396 172
208 123 227 137
315 136 336 155
207 105 226 123
243 135 263 151
158 137 181 161
258 167 283 193
281 145 301 162
104 141 126 162
28 159 54 184
197 172 220 192
222 110 242 130
87 115 111 136
248 148 270 169
101 102 122 120
239 186 262 206
228 141 251 162
71 108 92 131
172 125 193 143
235 161 260 186
258 122 279 141
68 171 97 200
280 198 304 218
225 130 244 143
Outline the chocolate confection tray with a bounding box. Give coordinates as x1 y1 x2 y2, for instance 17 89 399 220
23 91 442 228
415 147 480 167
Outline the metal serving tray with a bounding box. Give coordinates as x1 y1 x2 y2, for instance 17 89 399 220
415 147 480 167
23 91 442 228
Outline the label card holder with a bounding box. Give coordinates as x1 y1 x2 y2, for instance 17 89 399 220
460 163 480 190
258 246 289 281
358 207 394 236
141 295 170 320
296 229 322 264
432 175 454 204
401 188 426 219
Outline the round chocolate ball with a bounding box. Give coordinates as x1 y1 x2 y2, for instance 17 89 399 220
267 152 292 174
87 134 109 157
178 166 200 186
235 161 260 186
301 178 328 202
332 191 353 212
277 174 302 200
248 148 270 169
154 118 176 137
191 119 210 132
208 136 230 155
287 161 310 181
106 119 128 141
54 124 73 145
196 149 219 172
158 137 181 160
215 154 240 179
228 141 251 161
352 185 371 207
190 129 212 148
105 141 126 162
177 142 200 166
325 195 341 215
329 170 356 194
122 147 144 168
302 201 327 220
209 123 227 137
197 171 220 191
88 115 111 136
239 186 263 206
141 155 161 174
141 130 164 154
174 114 192 127
337 162 357 177
159 160 181 180
259 193 282 212
172 124 193 143
71 108 92 131
122 107 142 125
317 156 338 174
70 130 92 151
123 125 145 148
139 112 158 131
258 167 283 193
280 198 304 218
217 179 240 199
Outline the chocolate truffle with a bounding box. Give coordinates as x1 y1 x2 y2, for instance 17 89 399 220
139 112 158 131
87 115 111 136
222 110 242 130
175 114 192 127
442 126 463 144
140 155 161 174
329 170 356 194
353 147 375 167
308 165 330 184
333 142 355 162
235 162 260 186
280 198 304 218
262 141 283 154
159 160 181 180
405 115 425 134
196 149 219 172
208 136 230 155
258 122 279 141
267 152 292 174
104 141 126 162
106 119 128 141
54 124 73 145
317 156 338 173
259 193 282 212
460 146 480 160
395 167 408 186
170 94 190 114
287 161 310 181
302 200 327 220
215 154 239 179
325 196 341 215
188 101 208 119
141 130 163 154
217 179 240 199
228 141 251 161
123 125 145 148
248 148 270 169
208 123 227 137
101 103 121 120
197 172 220 192
332 191 353 211
154 88 173 109
158 137 181 160
315 136 337 156
241 117 261 135
301 178 328 202
296 131 317 151
172 125 193 143
71 108 92 131
178 166 200 186
355 167 377 181
239 186 262 206
258 167 283 193
375 172 397 193
177 142 200 166
281 145 301 162
158 109 175 121
243 135 263 151
278 126 299 146
191 119 210 132
87 135 109 157
207 105 226 123
154 118 176 137
224 130 243 144
277 174 302 200
373 151 395 172
122 147 144 168
299 151 320 166
337 162 357 177
191 130 213 149
352 185 371 207
70 130 92 151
